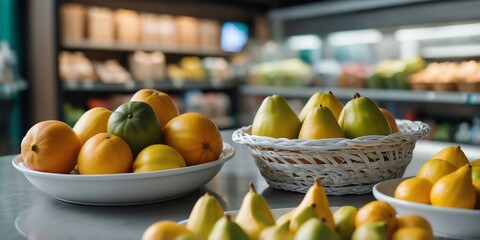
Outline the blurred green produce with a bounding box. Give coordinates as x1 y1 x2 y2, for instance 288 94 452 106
367 56 425 89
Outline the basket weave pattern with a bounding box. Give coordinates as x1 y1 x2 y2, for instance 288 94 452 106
232 120 430 195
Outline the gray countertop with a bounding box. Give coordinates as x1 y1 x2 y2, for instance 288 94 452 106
1 130 479 240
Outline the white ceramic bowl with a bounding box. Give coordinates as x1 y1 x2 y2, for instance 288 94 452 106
12 142 235 206
373 177 480 240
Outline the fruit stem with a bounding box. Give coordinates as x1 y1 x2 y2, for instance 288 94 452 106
30 144 37 152
354 93 361 99
314 177 321 186
127 113 133 119
328 90 333 94
225 214 232 221
249 182 257 193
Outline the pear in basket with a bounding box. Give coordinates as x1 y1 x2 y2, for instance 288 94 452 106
298 91 344 121
277 178 335 230
338 93 391 139
252 95 301 139
298 105 344 140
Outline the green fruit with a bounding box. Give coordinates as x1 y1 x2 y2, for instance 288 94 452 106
333 206 358 240
290 204 317 234
294 218 340 240
107 101 162 157
208 215 250 240
259 220 293 240
299 91 344 121
252 95 301 139
338 93 391 138
186 192 224 238
235 183 276 239
352 221 388 240
298 106 344 139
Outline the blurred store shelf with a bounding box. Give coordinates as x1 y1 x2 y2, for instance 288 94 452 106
0 80 28 98
62 80 242 92
240 85 480 105
62 39 233 56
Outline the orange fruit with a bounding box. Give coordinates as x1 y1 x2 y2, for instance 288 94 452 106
471 159 480 167
394 177 432 204
142 221 192 240
380 108 399 133
73 107 112 145
130 89 179 129
396 214 433 236
133 144 186 173
392 227 434 240
163 112 223 166
21 120 81 173
355 201 397 238
77 133 133 174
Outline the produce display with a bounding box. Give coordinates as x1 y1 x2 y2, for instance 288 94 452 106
142 179 434 240
394 145 480 210
20 88 223 174
251 91 397 140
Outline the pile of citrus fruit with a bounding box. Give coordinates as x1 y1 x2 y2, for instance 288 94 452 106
20 89 223 174
394 145 480 209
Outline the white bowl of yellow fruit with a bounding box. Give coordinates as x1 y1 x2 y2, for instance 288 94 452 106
373 146 480 239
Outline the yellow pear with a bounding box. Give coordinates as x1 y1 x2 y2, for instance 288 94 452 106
298 105 344 139
472 166 480 209
430 146 469 168
338 93 391 139
416 158 457 184
252 95 301 139
277 178 334 230
430 164 476 209
299 91 344 122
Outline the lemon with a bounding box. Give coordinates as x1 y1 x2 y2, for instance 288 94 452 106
394 177 432 204
133 144 186 173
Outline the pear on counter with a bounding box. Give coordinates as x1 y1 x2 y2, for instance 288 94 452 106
430 164 476 209
208 215 250 240
338 93 391 139
259 220 293 240
235 183 276 239
186 192 224 238
298 91 344 122
294 218 340 240
298 105 344 140
333 206 358 240
289 204 318 234
430 146 469 168
251 95 301 139
277 177 335 230
351 221 388 240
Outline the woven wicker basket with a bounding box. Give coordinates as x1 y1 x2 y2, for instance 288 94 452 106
232 120 430 195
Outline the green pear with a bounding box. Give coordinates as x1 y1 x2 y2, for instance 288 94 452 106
290 204 318 234
259 220 293 240
186 192 224 238
352 221 388 240
298 105 344 139
252 95 301 139
235 183 276 239
294 218 340 240
299 91 344 121
333 206 358 240
208 215 250 240
338 93 391 139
